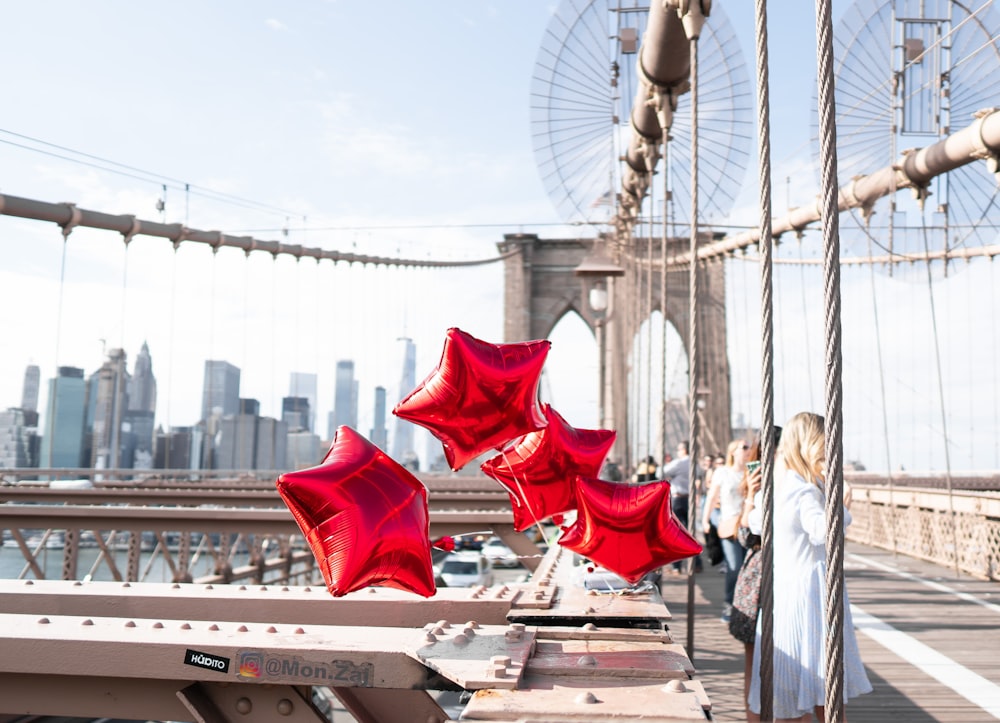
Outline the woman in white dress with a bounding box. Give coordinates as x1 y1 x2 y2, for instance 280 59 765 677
748 412 872 721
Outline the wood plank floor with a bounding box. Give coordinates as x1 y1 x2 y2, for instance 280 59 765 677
659 541 1000 722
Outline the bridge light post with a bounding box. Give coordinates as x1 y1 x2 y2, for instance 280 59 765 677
574 244 624 433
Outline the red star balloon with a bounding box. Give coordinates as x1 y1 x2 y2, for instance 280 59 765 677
275 426 435 597
392 327 550 471
558 476 702 584
481 404 616 531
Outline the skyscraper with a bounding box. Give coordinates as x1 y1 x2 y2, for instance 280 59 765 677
281 396 310 432
370 386 388 449
201 360 241 421
128 341 157 413
90 348 130 469
0 408 31 468
39 366 87 470
329 360 358 438
391 338 418 464
124 342 157 469
288 372 318 432
21 364 40 427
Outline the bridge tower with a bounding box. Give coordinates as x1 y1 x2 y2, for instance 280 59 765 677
499 233 732 468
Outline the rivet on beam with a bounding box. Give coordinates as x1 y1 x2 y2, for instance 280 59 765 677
664 680 687 693
575 691 599 705
235 697 252 714
125 621 136 628
276 698 293 716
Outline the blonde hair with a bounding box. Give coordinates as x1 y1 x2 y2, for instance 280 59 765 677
725 438 745 466
779 412 825 487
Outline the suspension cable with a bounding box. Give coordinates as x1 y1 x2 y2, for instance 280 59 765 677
647 177 655 462
815 0 846 718
661 126 670 467
919 209 960 577
753 1 776 718
685 20 701 666
864 229 897 557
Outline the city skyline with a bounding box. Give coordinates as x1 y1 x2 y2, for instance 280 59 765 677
2 339 442 471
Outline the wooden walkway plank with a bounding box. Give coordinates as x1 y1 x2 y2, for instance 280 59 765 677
659 541 1000 722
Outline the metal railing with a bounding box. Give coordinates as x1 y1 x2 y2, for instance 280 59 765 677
846 482 1000 580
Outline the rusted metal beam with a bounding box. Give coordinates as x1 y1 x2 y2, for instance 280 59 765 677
0 578 522 627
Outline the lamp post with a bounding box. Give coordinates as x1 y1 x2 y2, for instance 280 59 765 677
574 241 624 432
589 283 609 429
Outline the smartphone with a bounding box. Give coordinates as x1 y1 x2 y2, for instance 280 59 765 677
746 460 761 474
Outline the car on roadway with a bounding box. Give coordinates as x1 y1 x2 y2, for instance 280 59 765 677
481 536 520 568
437 552 494 588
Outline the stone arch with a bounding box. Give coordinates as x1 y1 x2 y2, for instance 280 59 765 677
499 233 731 466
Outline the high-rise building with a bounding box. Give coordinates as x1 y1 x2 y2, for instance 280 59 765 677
214 413 257 470
392 338 418 463
128 341 157 413
90 348 130 469
281 396 310 432
328 360 358 438
154 426 203 471
288 372 317 432
39 366 87 470
21 364 40 427
123 342 157 467
370 386 388 449
201 361 241 421
0 408 31 468
255 416 288 471
286 430 321 470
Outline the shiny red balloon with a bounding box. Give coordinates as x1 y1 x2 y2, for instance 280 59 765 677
275 426 435 597
558 476 702 584
481 404 616 531
392 327 550 471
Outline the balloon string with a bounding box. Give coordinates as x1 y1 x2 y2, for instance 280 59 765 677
499 449 549 558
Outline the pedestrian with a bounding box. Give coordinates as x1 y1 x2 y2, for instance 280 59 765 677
728 426 780 723
748 412 872 721
661 441 701 574
701 438 750 621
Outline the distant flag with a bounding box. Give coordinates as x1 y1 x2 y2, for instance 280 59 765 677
590 190 614 209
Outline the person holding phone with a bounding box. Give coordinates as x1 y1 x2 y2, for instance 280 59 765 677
727 429 777 723
747 413 871 721
701 438 750 622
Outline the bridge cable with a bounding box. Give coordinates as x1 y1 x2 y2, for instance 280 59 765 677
647 162 655 463
164 243 179 471
48 218 72 470
685 16 702 666
661 124 670 471
815 0 847 718
918 208 960 577
864 227 897 558
994 260 999 469
753 0 776 718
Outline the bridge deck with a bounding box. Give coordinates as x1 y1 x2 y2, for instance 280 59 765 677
660 541 1000 722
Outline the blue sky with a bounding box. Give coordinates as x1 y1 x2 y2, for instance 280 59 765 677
1 1 998 472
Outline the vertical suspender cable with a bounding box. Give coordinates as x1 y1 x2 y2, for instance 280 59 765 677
753 1 776 719
684 11 702 664
647 179 655 461
814 0 846 719
662 128 670 467
865 229 897 556
48 227 72 470
919 212 959 577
